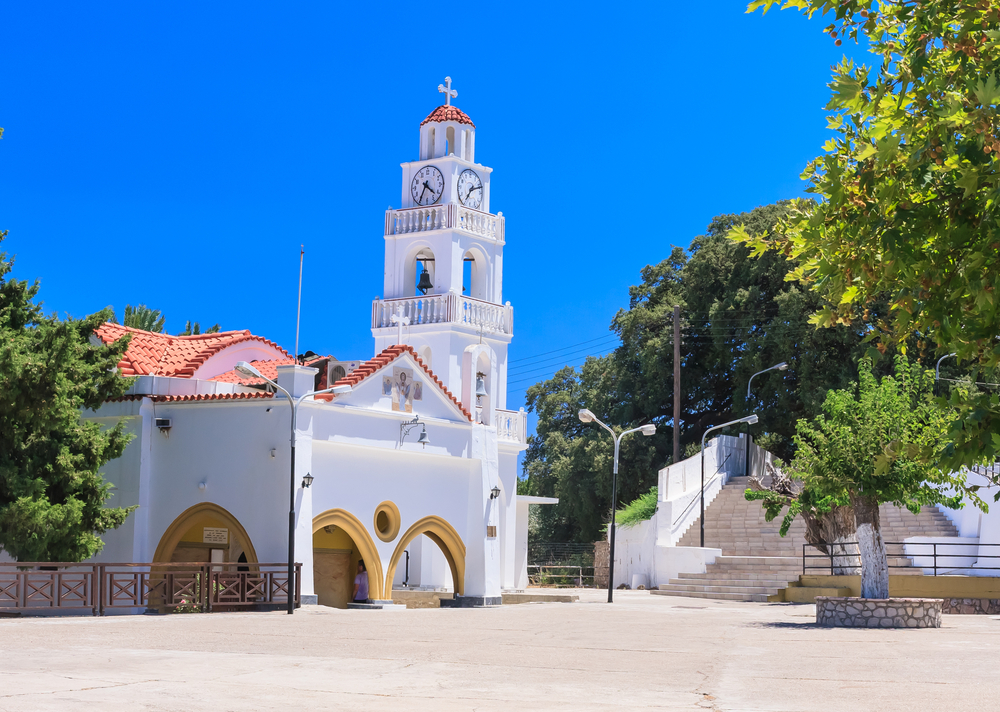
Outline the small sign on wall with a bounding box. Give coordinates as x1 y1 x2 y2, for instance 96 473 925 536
203 527 228 544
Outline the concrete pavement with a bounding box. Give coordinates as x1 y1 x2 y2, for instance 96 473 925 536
0 589 997 711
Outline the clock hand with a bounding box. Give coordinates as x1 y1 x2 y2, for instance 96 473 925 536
418 184 428 202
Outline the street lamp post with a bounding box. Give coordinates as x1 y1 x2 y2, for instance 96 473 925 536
744 362 788 477
578 409 656 603
234 361 352 614
701 414 758 547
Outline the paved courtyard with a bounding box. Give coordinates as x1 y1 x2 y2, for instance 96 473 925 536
1 589 998 711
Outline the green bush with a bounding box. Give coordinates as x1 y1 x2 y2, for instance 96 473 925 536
615 486 658 528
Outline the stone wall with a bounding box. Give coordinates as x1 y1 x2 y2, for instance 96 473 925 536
942 597 1000 614
593 541 609 588
815 596 942 628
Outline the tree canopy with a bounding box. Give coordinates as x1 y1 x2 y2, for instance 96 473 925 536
732 0 1000 470
522 203 880 542
750 357 976 598
0 234 136 561
118 304 165 333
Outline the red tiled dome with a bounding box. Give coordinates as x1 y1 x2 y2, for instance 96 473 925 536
420 105 475 128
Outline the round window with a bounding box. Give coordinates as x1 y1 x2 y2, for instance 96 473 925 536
373 501 400 542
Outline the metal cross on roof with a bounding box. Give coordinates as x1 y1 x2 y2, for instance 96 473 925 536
438 76 457 106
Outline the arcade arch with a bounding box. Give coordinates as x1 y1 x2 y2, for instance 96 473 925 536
152 502 258 565
312 509 384 609
384 516 466 599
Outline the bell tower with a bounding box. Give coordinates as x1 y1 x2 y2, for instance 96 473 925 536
372 78 513 423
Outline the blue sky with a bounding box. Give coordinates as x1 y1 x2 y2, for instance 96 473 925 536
2 1 863 411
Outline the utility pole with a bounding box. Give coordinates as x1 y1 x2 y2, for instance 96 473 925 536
673 304 681 464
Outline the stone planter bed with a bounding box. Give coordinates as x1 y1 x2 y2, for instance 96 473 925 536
815 596 942 628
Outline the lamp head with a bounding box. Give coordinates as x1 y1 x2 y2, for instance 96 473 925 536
640 424 656 436
776 362 789 371
745 414 759 425
490 485 501 500
235 360 263 379
331 384 353 395
302 472 315 488
578 409 596 424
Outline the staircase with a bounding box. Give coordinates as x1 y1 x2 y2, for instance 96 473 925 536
652 476 961 602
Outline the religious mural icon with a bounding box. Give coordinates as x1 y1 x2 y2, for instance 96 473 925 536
389 366 422 412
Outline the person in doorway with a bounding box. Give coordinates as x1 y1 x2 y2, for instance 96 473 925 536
353 560 369 604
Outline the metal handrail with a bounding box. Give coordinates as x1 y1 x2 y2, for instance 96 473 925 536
801 542 1000 576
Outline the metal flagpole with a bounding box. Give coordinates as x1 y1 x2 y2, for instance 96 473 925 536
294 245 304 364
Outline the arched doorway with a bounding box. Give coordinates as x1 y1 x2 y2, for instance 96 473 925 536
312 509 383 609
153 502 258 565
385 516 466 600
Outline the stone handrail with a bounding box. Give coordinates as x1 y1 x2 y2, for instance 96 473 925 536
372 293 513 336
495 408 527 445
385 204 504 243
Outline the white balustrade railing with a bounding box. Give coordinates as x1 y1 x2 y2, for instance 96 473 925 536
385 204 504 242
373 293 513 336
495 408 527 445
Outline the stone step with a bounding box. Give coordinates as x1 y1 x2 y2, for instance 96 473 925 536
680 571 799 582
668 577 794 589
660 582 784 595
650 588 770 603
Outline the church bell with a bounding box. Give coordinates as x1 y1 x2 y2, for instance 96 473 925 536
417 424 430 447
475 372 488 400
417 267 434 295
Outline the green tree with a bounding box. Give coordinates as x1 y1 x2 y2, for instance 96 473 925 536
732 0 1000 471
0 234 136 561
523 202 879 541
118 304 165 333
179 321 220 336
751 358 976 598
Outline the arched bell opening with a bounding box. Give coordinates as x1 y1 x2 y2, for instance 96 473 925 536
475 351 492 425
417 345 432 371
414 249 436 296
463 248 488 300
312 509 384 609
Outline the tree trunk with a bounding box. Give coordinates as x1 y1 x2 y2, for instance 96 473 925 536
851 492 889 599
802 503 859 576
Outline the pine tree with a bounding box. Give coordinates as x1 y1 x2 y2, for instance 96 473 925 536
0 232 136 561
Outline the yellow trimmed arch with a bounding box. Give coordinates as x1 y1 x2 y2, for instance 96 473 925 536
312 508 384 602
384 516 466 599
153 502 259 564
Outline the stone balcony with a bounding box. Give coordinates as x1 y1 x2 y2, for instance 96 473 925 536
385 204 504 243
372 293 513 337
495 408 527 445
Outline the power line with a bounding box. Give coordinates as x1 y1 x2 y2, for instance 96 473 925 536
509 334 619 364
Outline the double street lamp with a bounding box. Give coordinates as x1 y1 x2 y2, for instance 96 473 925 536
234 361 352 614
744 362 788 477
578 409 656 603
701 414 758 547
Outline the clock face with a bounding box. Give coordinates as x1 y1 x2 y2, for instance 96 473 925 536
457 169 484 209
410 165 444 206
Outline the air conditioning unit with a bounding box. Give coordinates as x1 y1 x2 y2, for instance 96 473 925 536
155 418 172 430
328 360 361 384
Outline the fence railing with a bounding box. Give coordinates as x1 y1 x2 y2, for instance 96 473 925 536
385 204 505 242
802 542 1000 576
372 293 513 336
0 562 301 615
527 565 596 588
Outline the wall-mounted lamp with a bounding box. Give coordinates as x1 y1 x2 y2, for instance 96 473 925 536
302 472 314 488
400 415 430 449
490 485 501 500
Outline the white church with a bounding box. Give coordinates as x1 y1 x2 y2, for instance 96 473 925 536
85 79 550 608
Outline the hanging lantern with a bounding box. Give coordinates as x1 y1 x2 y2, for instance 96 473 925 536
417 267 434 295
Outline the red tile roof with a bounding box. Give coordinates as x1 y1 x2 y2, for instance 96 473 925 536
95 323 291 378
421 105 475 128
335 345 472 421
210 355 329 386
108 392 275 403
